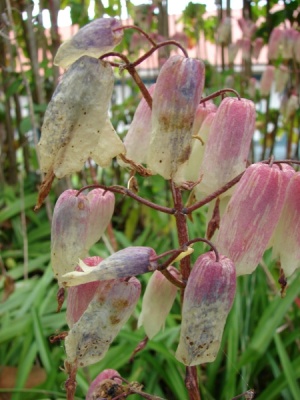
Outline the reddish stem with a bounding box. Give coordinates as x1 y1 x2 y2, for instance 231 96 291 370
113 24 157 46
200 88 241 103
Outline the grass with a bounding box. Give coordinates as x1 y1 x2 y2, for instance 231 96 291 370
1 177 300 400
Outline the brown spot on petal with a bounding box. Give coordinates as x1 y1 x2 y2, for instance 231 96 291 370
110 315 121 325
112 298 129 310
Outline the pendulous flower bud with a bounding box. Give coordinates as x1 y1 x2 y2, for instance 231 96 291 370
86 369 122 400
252 37 264 59
54 18 123 68
175 252 236 366
260 65 275 97
51 189 114 286
62 247 158 287
138 266 179 339
119 85 155 167
147 55 205 180
65 277 141 367
272 172 300 276
268 28 283 60
196 97 255 198
275 65 290 93
38 56 125 178
217 163 293 275
85 369 122 400
66 257 103 328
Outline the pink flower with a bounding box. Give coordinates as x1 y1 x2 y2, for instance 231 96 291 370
119 85 155 167
252 37 264 59
62 247 158 287
86 369 121 400
275 65 290 93
65 277 141 367
66 256 103 328
217 163 294 275
272 172 300 276
196 97 255 197
228 42 240 64
260 65 275 97
268 28 283 60
241 38 251 61
51 189 114 286
138 266 179 339
54 18 123 68
147 55 205 180
38 57 125 178
176 252 236 366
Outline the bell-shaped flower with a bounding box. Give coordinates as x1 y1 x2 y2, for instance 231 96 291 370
275 65 289 93
294 33 300 63
195 97 255 198
62 247 158 287
268 28 283 60
138 266 179 339
51 189 114 287
65 277 141 367
217 163 293 276
54 18 123 68
176 111 216 183
216 17 231 45
247 77 257 99
260 65 275 97
147 55 205 181
252 37 264 59
38 56 125 179
237 17 256 38
282 28 298 60
191 101 217 138
228 42 240 64
66 256 103 328
241 38 251 61
86 369 121 400
285 94 299 120
175 252 236 366
272 172 300 276
118 85 155 168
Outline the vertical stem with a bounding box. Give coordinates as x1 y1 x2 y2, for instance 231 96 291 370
170 182 200 400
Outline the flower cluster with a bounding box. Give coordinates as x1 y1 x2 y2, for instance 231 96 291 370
40 16 300 399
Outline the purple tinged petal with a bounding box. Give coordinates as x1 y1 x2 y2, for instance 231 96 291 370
196 97 255 197
268 28 284 60
51 189 90 287
38 57 124 178
86 189 115 249
260 65 275 97
86 369 121 400
252 37 264 59
272 172 300 276
138 266 179 339
62 247 158 287
119 85 155 167
217 163 293 275
66 256 103 328
175 252 236 366
54 18 123 68
65 277 141 367
147 55 205 180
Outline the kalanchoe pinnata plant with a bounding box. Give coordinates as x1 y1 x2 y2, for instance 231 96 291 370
39 16 300 400
38 56 124 179
176 252 236 366
54 18 124 68
196 97 256 198
66 256 103 328
272 172 300 277
217 163 294 275
51 189 114 287
62 247 158 286
65 277 141 368
147 54 205 181
86 369 122 400
138 266 180 339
